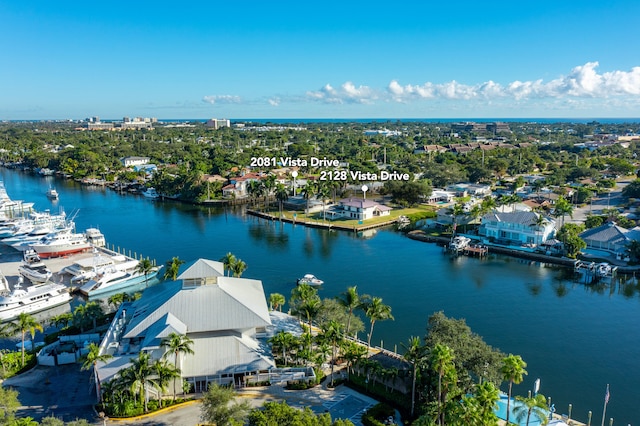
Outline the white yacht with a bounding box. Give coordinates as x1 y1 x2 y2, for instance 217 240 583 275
142 187 160 199
46 187 59 200
61 251 139 285
78 264 163 297
18 250 53 283
0 278 71 322
30 228 103 258
297 274 324 286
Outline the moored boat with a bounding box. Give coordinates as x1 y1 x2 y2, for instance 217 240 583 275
0 278 71 322
18 249 53 283
30 231 92 258
297 274 324 286
78 264 163 297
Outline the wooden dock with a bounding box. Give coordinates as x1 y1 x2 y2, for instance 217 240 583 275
463 244 489 257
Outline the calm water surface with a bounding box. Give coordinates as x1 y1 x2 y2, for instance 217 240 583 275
1 170 639 424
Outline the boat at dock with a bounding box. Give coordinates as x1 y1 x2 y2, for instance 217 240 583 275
18 249 53 283
61 249 139 285
78 263 163 297
0 278 72 322
448 235 471 252
297 274 324 286
30 228 104 258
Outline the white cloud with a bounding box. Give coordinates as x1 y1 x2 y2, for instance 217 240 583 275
200 63 640 112
387 62 640 102
306 81 378 104
202 95 242 104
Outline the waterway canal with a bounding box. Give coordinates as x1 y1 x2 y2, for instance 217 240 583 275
1 169 638 424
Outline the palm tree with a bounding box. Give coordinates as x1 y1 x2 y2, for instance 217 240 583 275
554 195 574 226
341 341 368 378
474 381 500 424
402 336 423 417
135 258 155 287
363 296 394 348
107 292 135 309
152 359 181 408
268 293 285 311
301 181 318 213
219 252 237 277
247 179 264 208
500 354 528 425
12 313 43 367
80 342 113 402
231 258 247 277
514 393 548 426
163 256 184 281
268 330 297 366
430 343 455 426
127 352 157 412
316 181 332 222
335 286 362 336
84 301 103 331
263 174 277 209
320 320 343 387
274 183 289 218
72 304 89 333
161 332 194 401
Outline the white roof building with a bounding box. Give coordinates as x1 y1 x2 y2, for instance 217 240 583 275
96 258 275 394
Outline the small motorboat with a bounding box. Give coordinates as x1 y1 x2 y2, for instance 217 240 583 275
297 274 324 286
46 187 59 200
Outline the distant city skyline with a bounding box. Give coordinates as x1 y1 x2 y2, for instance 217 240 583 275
1 0 639 120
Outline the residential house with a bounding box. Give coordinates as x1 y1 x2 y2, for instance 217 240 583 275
96 258 275 394
222 172 264 198
328 198 392 221
579 222 640 254
479 211 556 246
121 156 150 168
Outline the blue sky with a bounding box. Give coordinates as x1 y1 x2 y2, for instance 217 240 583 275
1 0 639 120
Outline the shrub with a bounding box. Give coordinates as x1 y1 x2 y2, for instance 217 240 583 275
362 403 395 426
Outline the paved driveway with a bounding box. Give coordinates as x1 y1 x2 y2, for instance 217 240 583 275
2 364 97 423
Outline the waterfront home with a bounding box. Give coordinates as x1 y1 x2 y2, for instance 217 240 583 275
222 172 265 199
445 183 492 198
478 211 556 246
579 222 640 254
96 258 275 394
328 198 392 221
120 156 150 168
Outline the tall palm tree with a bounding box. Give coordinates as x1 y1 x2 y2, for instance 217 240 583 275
430 343 455 426
163 256 184 281
364 296 394 348
554 195 574 226
268 330 297 366
127 352 157 412
274 183 289 218
320 320 343 387
301 181 318 213
84 301 103 331
152 359 180 408
268 293 285 311
263 174 277 209
335 286 362 336
219 252 237 277
231 258 247 277
500 354 528 425
80 342 113 402
12 313 43 367
135 258 155 287
161 332 194 401
514 393 548 426
402 336 423 417
316 181 332 222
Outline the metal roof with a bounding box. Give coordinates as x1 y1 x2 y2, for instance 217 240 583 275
177 258 224 280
